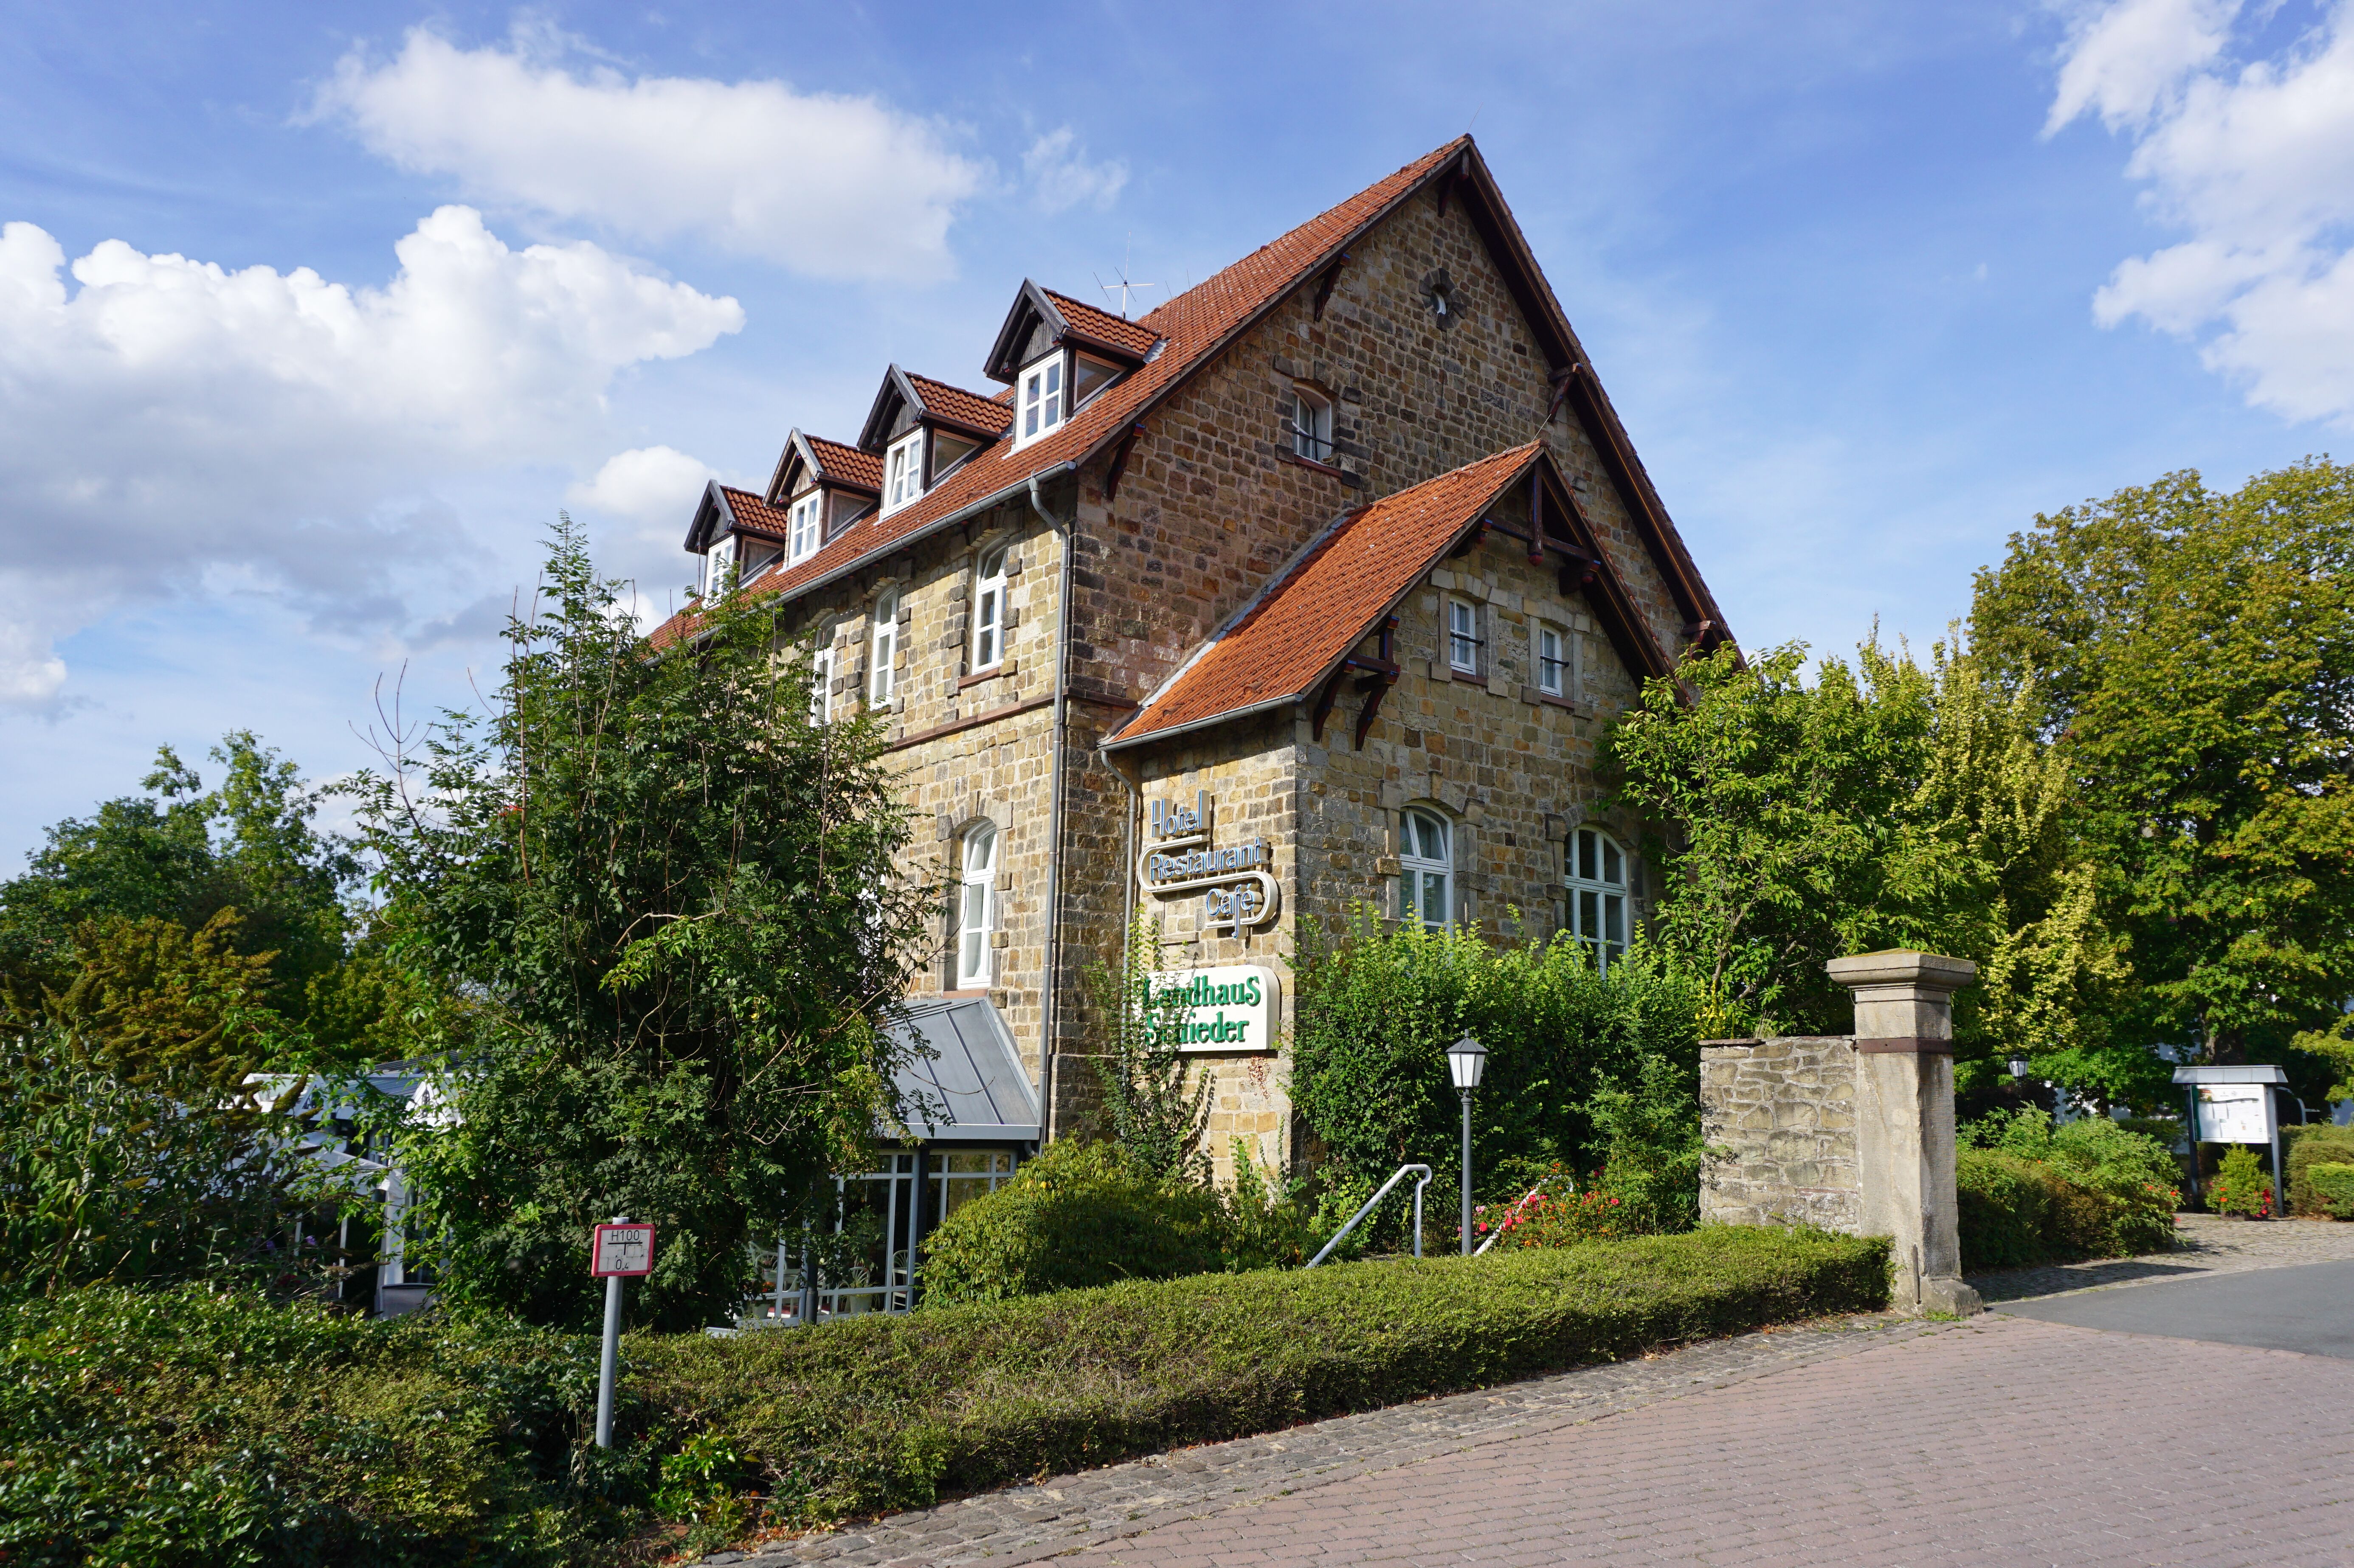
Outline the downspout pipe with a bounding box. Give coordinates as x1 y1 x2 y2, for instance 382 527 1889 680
1028 466 1077 1141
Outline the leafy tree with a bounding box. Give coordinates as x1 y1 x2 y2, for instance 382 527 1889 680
0 733 361 1026
1971 460 2354 1067
1602 637 2138 1097
352 522 938 1331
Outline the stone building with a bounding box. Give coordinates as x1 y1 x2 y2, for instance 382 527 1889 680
652 139 1734 1303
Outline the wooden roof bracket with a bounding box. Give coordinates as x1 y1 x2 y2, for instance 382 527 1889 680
1528 468 1547 564
1310 674 1342 743
1546 364 1582 424
1312 253 1351 322
1354 669 1396 751
1345 614 1399 750
1104 422 1147 503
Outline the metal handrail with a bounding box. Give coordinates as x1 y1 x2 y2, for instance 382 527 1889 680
1307 1163 1431 1267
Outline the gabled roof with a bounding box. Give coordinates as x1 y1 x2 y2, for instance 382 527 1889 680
1104 444 1672 750
983 280 1163 384
686 481 796 553
764 430 884 505
649 136 1728 655
856 365 1013 452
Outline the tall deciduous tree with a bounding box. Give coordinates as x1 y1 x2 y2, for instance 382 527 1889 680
1602 638 2136 1096
1971 461 2354 1067
353 522 939 1330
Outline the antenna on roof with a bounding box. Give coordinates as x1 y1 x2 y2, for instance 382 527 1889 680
1095 234 1160 319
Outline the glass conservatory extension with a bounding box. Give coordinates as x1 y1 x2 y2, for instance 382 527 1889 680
741 995 1040 1327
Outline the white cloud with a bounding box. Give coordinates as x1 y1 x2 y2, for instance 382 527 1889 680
1023 128 1129 214
0 208 742 709
315 27 986 282
566 445 718 535
2053 0 2354 423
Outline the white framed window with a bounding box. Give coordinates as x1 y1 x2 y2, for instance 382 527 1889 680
788 492 824 562
870 592 898 706
702 534 735 600
970 547 1008 671
1016 354 1065 447
1398 808 1452 930
956 823 997 987
1447 598 1481 674
1536 624 1567 697
810 628 837 724
1286 385 1334 463
883 433 925 515
1567 827 1628 972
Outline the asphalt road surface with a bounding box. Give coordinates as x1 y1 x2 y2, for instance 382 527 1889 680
1995 1258 2354 1359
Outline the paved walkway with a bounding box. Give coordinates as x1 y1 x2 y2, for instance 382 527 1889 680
696 1217 2354 1568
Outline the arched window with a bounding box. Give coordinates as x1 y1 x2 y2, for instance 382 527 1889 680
1398 808 1451 930
870 591 898 705
971 547 1008 671
1566 826 1628 971
809 625 836 724
956 823 997 987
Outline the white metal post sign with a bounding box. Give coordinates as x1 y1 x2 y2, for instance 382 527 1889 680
1154 965 1279 1054
591 1221 657 1277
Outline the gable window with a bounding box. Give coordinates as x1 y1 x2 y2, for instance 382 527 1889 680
702 534 735 600
1398 808 1452 930
1566 827 1628 972
810 627 837 724
1447 598 1481 675
883 433 925 514
1017 354 1065 447
1536 624 1568 697
788 492 824 562
956 823 997 987
971 547 1008 671
1287 385 1334 464
870 591 898 705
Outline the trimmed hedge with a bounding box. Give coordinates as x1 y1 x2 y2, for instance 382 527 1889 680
2285 1124 2354 1217
2306 1164 2354 1220
3 1228 1887 1563
631 1226 1888 1526
919 1141 1233 1303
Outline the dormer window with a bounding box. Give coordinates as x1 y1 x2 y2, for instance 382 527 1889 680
701 534 735 600
883 433 925 515
1016 354 1065 447
788 492 824 562
1073 354 1121 410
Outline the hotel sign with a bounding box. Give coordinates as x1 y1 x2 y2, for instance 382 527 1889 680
1154 965 1280 1054
1138 790 1279 932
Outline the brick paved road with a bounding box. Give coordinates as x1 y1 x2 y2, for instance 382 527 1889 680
1072 1316 2354 1567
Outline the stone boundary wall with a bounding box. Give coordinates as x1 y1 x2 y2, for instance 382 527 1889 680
1699 1036 1861 1233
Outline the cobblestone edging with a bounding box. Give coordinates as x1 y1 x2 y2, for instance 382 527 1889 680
1969 1211 2354 1304
690 1315 1947 1568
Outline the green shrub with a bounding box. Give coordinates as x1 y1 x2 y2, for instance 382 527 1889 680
919 1141 1230 1303
0 1285 610 1567
636 1226 1888 1528
2209 1144 2275 1218
2308 1164 2354 1220
2285 1124 2354 1217
1288 911 1701 1252
1477 1166 1648 1250
1957 1109 2179 1263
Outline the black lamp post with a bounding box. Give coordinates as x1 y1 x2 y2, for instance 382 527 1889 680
2008 1054 2031 1082
1447 1033 1488 1256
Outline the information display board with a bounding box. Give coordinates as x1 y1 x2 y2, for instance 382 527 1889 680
2193 1083 2273 1144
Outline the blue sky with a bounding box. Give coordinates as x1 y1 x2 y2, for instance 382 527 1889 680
4 0 2350 863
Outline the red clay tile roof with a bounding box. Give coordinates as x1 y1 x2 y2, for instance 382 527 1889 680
1041 289 1161 360
1106 444 1543 747
906 373 1016 437
805 435 882 493
650 140 1467 651
718 486 793 541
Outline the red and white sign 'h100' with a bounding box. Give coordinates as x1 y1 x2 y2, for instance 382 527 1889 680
590 1222 656 1277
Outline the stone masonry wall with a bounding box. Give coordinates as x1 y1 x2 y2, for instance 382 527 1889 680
1699 1037 1861 1233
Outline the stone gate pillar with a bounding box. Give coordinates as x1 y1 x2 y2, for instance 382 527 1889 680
1826 950 1981 1316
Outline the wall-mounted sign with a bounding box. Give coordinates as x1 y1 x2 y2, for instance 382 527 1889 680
1153 965 1280 1054
1137 790 1279 932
